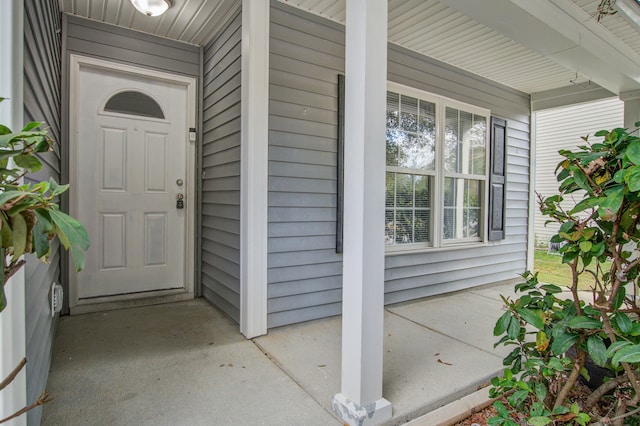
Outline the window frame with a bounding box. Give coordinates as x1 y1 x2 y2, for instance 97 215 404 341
385 82 491 253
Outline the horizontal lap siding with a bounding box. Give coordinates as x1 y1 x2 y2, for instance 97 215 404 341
534 98 623 246
24 2 62 424
201 10 242 323
65 15 200 76
267 3 345 328
268 3 531 327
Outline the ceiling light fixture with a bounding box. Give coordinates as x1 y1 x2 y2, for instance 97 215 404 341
130 0 173 17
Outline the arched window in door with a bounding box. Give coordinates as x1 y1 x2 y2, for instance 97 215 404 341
104 90 165 119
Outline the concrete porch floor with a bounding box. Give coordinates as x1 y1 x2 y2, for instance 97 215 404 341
41 282 517 425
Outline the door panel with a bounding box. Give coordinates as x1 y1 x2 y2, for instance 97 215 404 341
76 65 188 300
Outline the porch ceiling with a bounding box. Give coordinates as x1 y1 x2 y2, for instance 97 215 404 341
60 0 640 97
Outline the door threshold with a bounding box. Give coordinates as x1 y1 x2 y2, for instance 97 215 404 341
70 290 194 315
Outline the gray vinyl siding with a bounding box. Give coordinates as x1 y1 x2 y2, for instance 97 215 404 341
64 14 200 77
24 1 62 424
268 2 532 327
533 98 623 246
268 3 345 328
201 10 242 323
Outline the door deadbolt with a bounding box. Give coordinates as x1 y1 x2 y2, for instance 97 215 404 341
176 179 184 186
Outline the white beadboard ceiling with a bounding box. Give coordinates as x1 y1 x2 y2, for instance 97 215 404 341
59 0 240 46
60 0 640 96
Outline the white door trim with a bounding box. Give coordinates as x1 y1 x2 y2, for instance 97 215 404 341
68 54 197 313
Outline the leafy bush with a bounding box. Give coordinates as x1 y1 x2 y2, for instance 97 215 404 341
490 124 640 425
1 116 89 311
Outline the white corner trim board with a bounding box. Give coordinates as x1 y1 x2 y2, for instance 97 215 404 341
240 0 269 338
0 1 27 423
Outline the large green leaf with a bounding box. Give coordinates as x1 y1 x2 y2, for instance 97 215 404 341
587 335 608 367
568 316 602 329
528 416 553 426
0 149 24 161
612 343 640 366
0 129 47 147
49 208 90 271
601 186 625 213
551 332 580 355
572 168 592 194
11 212 27 260
33 209 53 259
21 121 44 132
507 315 520 340
13 153 42 173
48 178 69 197
494 311 511 336
627 140 640 164
0 190 33 207
606 340 632 358
627 166 640 192
516 307 545 331
615 312 633 334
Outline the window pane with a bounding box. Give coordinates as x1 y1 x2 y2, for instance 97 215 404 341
396 173 413 207
415 210 430 243
385 210 395 245
386 93 400 166
443 177 482 240
444 107 460 173
470 116 487 175
104 91 165 119
444 107 486 175
395 210 413 244
385 172 395 207
384 172 432 246
418 100 436 171
400 95 418 132
387 92 399 128
414 175 430 208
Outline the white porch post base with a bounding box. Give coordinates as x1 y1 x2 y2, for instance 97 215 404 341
332 394 392 426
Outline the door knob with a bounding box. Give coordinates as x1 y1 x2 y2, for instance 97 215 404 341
176 193 184 209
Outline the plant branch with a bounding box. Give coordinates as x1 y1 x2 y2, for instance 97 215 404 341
0 391 53 424
554 349 586 410
585 373 634 411
0 358 26 391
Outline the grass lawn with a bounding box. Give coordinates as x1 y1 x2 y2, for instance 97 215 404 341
533 249 611 290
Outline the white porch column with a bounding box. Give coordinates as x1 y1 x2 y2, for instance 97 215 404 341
240 0 269 338
621 91 640 136
0 1 27 424
332 1 391 425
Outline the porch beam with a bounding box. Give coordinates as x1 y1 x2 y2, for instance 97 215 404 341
0 0 27 423
332 0 392 425
439 0 640 94
240 0 269 338
621 91 640 136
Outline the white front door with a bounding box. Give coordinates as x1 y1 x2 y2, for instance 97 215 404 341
70 57 195 308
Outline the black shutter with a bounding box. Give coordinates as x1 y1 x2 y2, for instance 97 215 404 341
488 117 507 241
336 74 345 253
